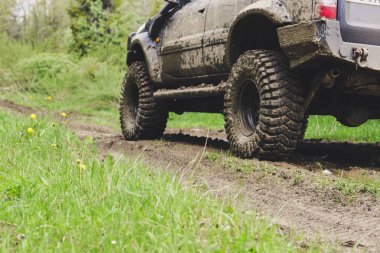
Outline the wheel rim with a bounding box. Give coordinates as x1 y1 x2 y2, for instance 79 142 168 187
237 79 260 137
126 81 139 124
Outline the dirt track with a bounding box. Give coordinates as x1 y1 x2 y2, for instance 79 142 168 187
1 99 380 252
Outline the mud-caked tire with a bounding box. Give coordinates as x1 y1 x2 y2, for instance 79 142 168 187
119 61 168 140
224 50 305 160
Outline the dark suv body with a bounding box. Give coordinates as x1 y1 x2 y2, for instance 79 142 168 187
120 0 380 160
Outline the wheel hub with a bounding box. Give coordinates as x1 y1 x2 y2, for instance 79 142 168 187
237 79 260 137
127 82 139 123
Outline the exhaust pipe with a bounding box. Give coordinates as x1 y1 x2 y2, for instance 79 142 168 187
304 69 341 109
320 69 341 88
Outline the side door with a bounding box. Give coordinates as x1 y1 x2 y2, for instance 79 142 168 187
159 0 211 81
203 0 253 75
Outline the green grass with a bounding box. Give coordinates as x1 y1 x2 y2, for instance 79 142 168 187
0 110 326 252
327 170 380 198
167 113 224 130
317 175 380 201
334 179 380 197
305 116 380 142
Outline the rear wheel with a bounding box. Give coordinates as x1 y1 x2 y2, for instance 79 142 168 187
119 61 168 140
224 50 305 160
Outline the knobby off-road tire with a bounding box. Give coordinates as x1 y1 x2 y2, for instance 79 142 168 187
224 50 305 160
120 61 168 140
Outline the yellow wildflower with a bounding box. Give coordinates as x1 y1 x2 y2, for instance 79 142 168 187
27 128 34 134
51 144 57 148
30 114 37 120
61 112 68 118
76 159 82 165
79 164 87 171
52 122 57 127
45 96 53 101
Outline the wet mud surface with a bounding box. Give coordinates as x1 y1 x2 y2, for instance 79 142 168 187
1 99 380 251
86 128 380 252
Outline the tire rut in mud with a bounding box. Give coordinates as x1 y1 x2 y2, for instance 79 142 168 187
67 119 380 250
92 128 380 252
163 129 380 168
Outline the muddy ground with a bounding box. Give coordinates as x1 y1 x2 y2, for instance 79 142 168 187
1 99 379 252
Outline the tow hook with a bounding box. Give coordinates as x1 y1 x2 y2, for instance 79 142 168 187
353 47 369 69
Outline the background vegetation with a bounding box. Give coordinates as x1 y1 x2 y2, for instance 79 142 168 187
0 0 161 127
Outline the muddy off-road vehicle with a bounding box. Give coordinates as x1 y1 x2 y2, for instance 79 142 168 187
119 0 380 160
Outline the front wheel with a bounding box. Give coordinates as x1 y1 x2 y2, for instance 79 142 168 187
224 50 305 160
119 61 168 140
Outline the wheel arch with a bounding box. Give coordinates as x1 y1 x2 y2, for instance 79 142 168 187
226 0 292 66
127 43 145 66
126 32 162 83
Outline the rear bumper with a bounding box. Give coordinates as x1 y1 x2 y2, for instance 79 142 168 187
278 20 380 72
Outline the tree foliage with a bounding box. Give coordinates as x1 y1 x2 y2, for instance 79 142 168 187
0 0 69 46
26 0 70 46
0 0 164 55
68 0 124 56
0 0 17 35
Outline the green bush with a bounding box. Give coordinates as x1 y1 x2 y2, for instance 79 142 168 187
18 54 76 82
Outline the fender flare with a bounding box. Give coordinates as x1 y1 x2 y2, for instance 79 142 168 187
127 32 161 83
235 0 292 26
226 0 292 65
